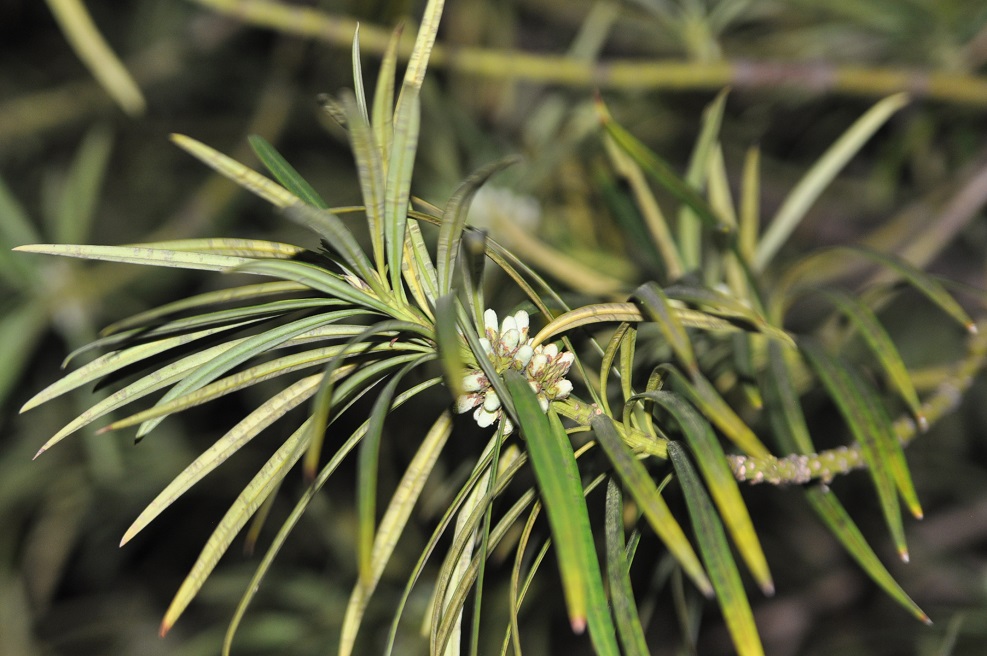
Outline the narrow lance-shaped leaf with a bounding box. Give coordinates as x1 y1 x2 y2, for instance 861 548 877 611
633 282 697 373
657 365 773 459
159 417 312 636
13 243 252 272
503 370 618 654
340 91 388 277
754 93 909 270
805 485 929 624
640 391 773 595
799 339 911 560
248 135 328 209
598 99 729 235
383 81 420 296
371 24 404 163
357 356 435 583
667 441 765 656
814 288 926 428
121 374 322 546
282 203 383 296
591 414 711 596
170 134 300 208
604 479 651 656
348 410 454 656
436 156 521 295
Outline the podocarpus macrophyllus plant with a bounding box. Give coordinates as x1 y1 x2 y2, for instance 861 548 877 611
15 1 987 654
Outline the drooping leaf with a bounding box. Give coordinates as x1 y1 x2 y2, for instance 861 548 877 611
504 370 618 652
800 339 912 559
667 441 765 656
657 365 773 459
591 414 711 596
640 392 773 595
604 479 651 656
633 282 697 373
121 374 323 546
159 418 312 636
357 356 435 582
814 288 925 428
805 485 929 624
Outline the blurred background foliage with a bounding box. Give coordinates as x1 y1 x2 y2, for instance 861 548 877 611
1 1 987 654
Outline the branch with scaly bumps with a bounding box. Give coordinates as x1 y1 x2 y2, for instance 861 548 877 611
729 317 987 485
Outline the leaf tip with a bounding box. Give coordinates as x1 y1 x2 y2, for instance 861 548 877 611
570 616 587 635
159 619 172 638
32 447 46 460
966 322 978 335
761 580 776 597
899 548 910 563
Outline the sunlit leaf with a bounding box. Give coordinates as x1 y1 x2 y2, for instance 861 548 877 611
160 418 312 636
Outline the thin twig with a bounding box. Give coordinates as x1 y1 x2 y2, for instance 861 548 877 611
189 0 987 106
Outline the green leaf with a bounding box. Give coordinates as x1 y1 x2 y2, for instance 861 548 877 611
591 414 711 596
234 259 394 315
657 365 773 459
754 93 909 270
159 417 312 636
667 441 765 656
632 282 697 373
224 377 442 656
248 135 328 209
171 134 301 208
135 311 364 438
341 410 453 656
800 339 913 558
815 288 925 428
759 339 815 456
435 293 466 399
640 391 774 595
436 157 521 295
21 321 254 414
340 92 387 278
121 374 322 545
371 24 404 163
13 243 253 271
604 479 650 656
282 203 382 294
805 485 929 624
599 100 729 235
383 82 420 295
504 370 618 653
357 356 434 582
99 281 309 336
